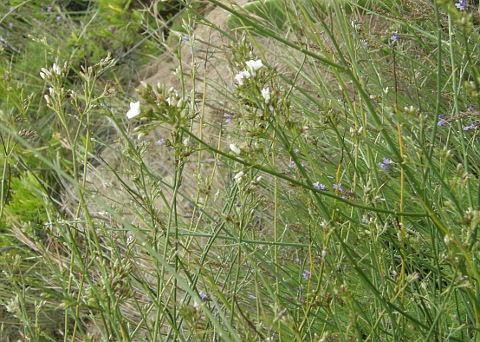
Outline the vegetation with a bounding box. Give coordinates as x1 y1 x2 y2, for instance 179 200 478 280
1 0 479 340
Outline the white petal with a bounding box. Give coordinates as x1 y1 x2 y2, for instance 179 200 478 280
126 101 141 119
246 59 264 74
44 94 51 106
234 171 245 182
234 73 244 85
261 87 270 104
234 70 251 85
52 63 61 75
40 68 51 79
229 143 241 155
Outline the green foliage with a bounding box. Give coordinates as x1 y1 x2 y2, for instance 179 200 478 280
92 0 145 55
3 172 49 225
226 0 379 31
1 0 480 340
227 0 289 31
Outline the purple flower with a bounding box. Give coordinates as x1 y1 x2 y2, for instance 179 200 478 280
379 158 393 171
437 115 447 126
313 182 328 191
223 113 232 123
333 183 343 192
390 31 399 42
468 104 475 112
181 36 189 44
302 270 310 280
455 0 467 11
463 123 476 131
156 138 165 146
248 294 256 300
199 292 210 302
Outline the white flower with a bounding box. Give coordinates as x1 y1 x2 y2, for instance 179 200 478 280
234 70 251 86
166 88 181 107
126 235 135 246
261 87 270 104
52 63 61 75
40 68 51 80
245 59 264 76
44 94 52 106
126 101 141 119
234 171 245 183
229 143 241 155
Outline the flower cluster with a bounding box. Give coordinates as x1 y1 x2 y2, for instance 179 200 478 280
234 59 264 86
437 115 447 126
245 59 263 76
437 106 477 129
40 62 76 110
379 158 393 171
313 182 328 191
463 123 476 131
312 182 356 200
455 0 467 11
40 62 64 80
332 183 343 192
